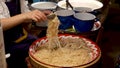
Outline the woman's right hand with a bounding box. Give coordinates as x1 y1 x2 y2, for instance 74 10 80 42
23 10 51 23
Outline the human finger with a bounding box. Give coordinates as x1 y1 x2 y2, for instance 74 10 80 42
43 10 52 15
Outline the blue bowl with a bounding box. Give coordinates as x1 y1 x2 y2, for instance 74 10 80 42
73 7 92 13
73 13 96 33
55 10 75 30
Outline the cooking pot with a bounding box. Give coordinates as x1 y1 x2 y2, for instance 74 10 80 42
29 34 101 68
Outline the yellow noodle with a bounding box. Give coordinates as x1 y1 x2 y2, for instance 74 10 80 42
46 15 61 50
34 39 92 66
34 13 92 67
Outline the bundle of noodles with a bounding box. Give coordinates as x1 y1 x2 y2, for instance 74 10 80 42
46 13 61 50
34 37 92 66
46 13 87 50
33 13 93 67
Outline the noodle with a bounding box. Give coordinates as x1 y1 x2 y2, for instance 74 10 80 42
33 13 92 67
46 14 61 50
34 38 92 66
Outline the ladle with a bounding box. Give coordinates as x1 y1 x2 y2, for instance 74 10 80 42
66 0 73 10
47 13 56 20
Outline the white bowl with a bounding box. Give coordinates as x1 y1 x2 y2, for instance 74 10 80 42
57 0 103 10
35 21 48 27
31 2 57 10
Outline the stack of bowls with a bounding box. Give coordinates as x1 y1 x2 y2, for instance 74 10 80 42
57 0 103 33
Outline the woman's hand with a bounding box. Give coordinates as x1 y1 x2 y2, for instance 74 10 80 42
23 10 51 23
0 10 51 31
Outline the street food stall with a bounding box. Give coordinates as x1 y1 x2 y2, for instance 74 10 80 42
4 0 110 68
21 0 110 68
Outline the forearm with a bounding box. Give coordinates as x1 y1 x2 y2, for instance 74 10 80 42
0 13 29 31
0 10 50 31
